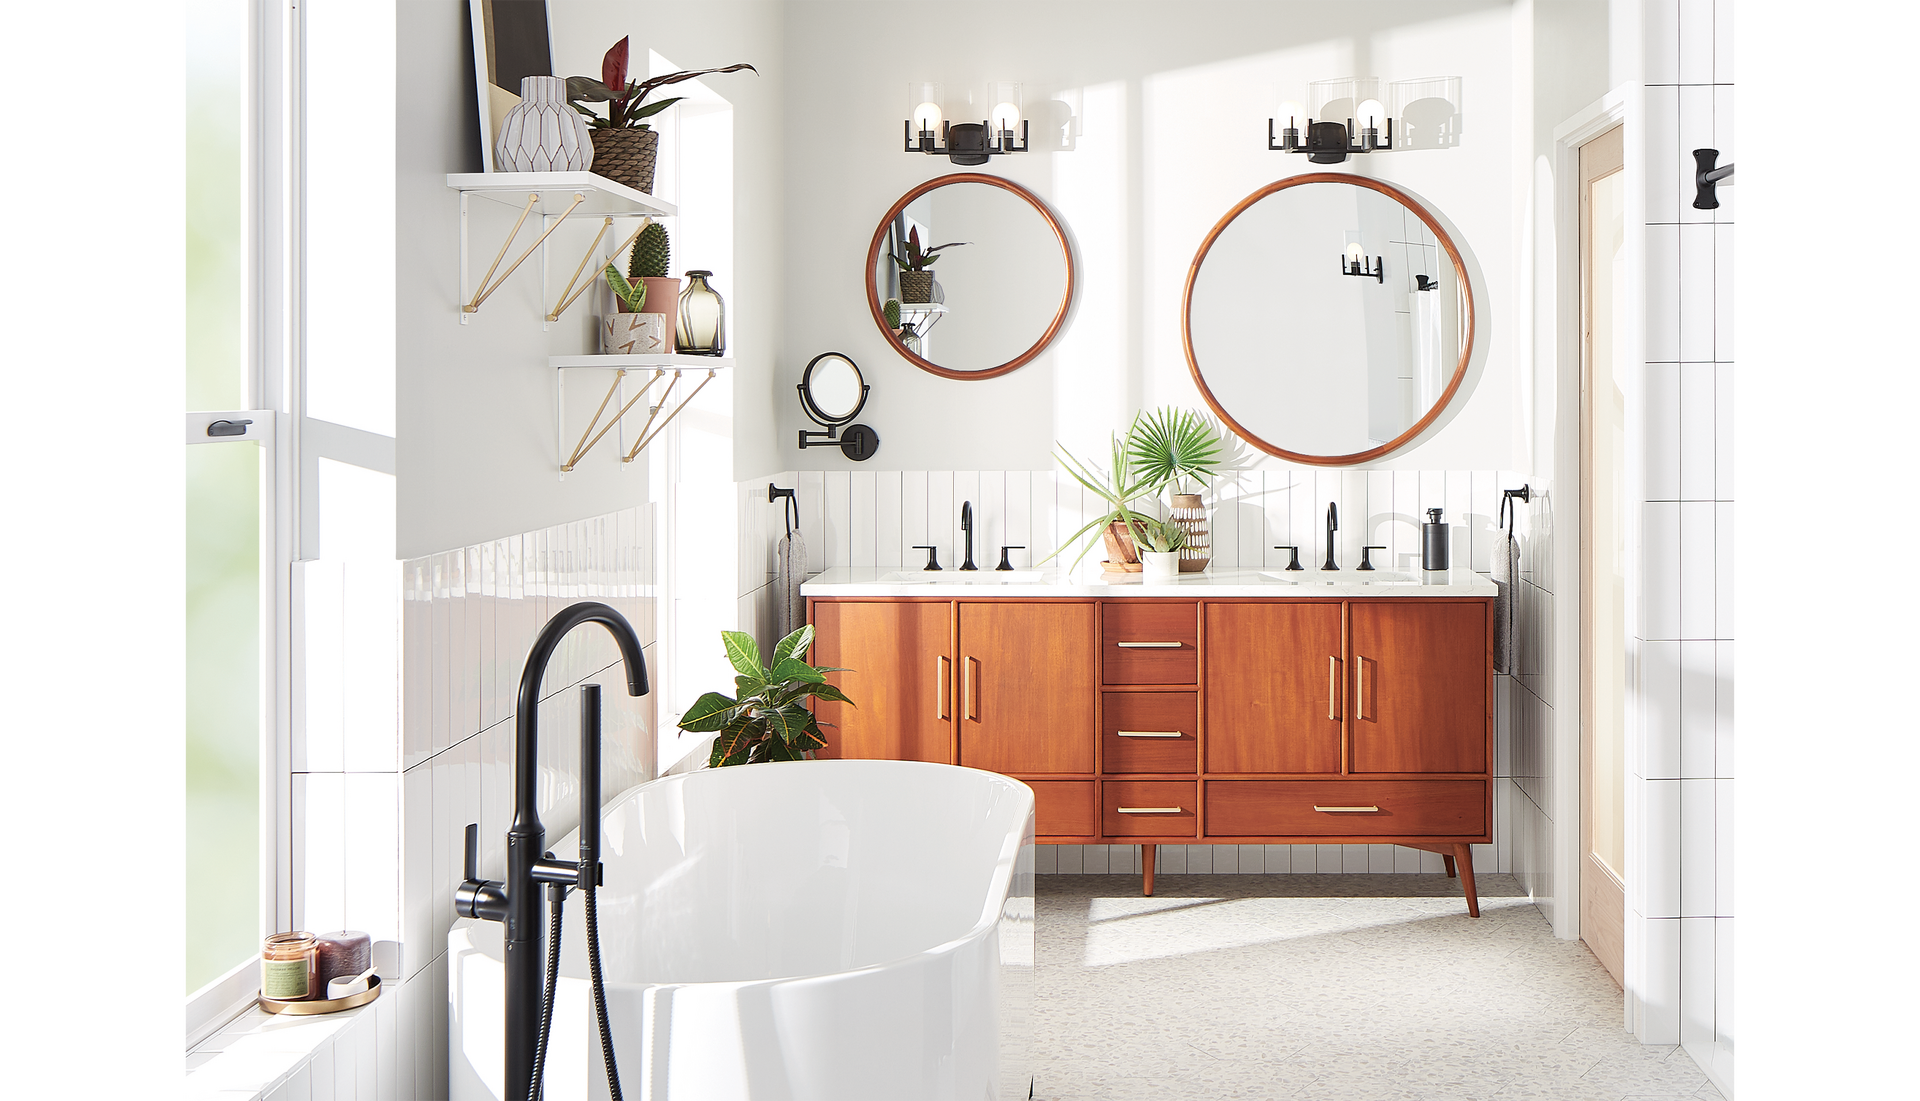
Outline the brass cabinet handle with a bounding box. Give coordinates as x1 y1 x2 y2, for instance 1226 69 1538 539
1313 805 1381 813
1116 641 1182 648
937 655 950 720
1118 807 1184 814
1328 656 1341 721
1117 730 1182 738
964 656 978 720
1355 654 1367 721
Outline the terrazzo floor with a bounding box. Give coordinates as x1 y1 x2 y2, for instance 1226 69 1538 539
1030 874 1722 1101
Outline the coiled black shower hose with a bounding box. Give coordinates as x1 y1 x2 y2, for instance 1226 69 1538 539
525 876 626 1101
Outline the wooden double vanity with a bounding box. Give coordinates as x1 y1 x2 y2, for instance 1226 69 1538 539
804 568 1496 915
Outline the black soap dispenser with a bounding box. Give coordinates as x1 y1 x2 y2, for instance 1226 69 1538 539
1422 508 1450 573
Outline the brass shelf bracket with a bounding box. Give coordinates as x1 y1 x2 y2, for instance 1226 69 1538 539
561 368 665 472
461 190 587 317
625 369 716 462
548 215 652 323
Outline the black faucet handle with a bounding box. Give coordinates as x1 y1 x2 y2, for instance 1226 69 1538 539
1359 546 1386 571
1273 545 1304 571
456 823 509 922
996 546 1025 571
911 545 942 571
463 822 479 882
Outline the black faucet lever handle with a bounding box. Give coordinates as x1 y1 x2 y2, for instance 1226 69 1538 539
1273 545 1303 571
911 545 942 571
996 546 1025 571
1359 546 1386 571
464 822 479 883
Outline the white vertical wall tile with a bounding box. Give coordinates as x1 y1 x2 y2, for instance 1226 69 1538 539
1646 224 1681 363
1713 0 1735 82
1029 471 1057 565
900 470 927 564
1680 778 1715 917
401 764 432 980
308 1041 335 1101
1679 225 1717 362
1641 503 1682 639
1715 641 1735 778
1679 640 1715 779
1444 471 1472 577
873 470 903 570
1644 84 1680 225
848 470 876 569
1033 845 1057 874
952 470 981 567
1679 502 1714 639
1639 916 1682 1043
1676 85 1715 225
1678 364 1715 502
403 563 431 770
1638 641 1681 780
1211 471 1242 571
1710 85 1736 222
1237 472 1268 572
1644 0 1680 84
1715 779 1734 917
978 470 1007 567
795 470 825 569
1714 503 1734 639
927 471 954 568
1642 779 1682 918
821 471 851 570
1715 916 1735 1046
1679 916 1716 1048
1004 470 1031 569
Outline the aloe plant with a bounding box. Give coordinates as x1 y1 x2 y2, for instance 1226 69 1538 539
604 264 646 312
1041 432 1161 567
677 626 852 767
1127 406 1225 497
567 37 756 130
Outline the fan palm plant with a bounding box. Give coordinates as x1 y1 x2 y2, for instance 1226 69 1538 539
1126 406 1225 497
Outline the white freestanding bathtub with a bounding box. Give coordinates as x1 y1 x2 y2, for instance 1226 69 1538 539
450 759 1035 1100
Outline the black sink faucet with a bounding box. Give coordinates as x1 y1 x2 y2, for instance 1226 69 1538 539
1322 502 1339 570
455 601 648 1101
960 500 977 570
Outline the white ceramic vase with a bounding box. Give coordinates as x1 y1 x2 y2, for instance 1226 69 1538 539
603 312 666 355
1141 551 1181 581
496 76 594 173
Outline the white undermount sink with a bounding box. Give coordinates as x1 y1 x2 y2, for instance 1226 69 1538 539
1259 570 1420 585
877 570 1047 584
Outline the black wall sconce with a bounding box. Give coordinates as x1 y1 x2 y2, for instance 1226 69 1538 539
905 81 1029 165
1342 245 1383 283
1692 148 1734 210
796 352 880 461
1270 76 1461 161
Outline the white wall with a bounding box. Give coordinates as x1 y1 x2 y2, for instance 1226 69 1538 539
778 0 1524 474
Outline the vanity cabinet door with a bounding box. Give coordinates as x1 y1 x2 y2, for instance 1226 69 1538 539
1204 602 1344 775
1348 601 1488 774
810 601 954 764
957 602 1096 775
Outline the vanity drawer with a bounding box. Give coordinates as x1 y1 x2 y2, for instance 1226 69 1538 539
1028 781 1096 838
1101 692 1198 774
1101 781 1198 837
1101 602 1198 685
1205 780 1486 838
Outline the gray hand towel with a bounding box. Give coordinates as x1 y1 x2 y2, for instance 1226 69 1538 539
773 529 807 640
1491 529 1516 674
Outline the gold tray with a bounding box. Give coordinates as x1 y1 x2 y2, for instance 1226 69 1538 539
259 973 382 1015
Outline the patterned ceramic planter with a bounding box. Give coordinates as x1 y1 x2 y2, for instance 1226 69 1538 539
602 312 666 355
496 76 594 172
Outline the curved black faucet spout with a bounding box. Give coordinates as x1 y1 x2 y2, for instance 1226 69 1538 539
1322 502 1340 571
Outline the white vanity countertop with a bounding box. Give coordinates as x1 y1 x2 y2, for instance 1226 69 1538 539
801 566 1497 598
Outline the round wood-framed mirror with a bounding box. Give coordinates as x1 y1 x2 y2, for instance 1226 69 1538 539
865 173 1075 381
1182 174 1476 465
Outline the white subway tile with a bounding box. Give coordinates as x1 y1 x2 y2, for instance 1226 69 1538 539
1640 502 1682 640
1641 779 1682 918
1644 85 1680 225
1033 845 1057 874
1209 471 1241 571
1646 224 1680 363
1716 778 1734 917
1213 844 1241 873
848 470 876 569
1239 472 1270 572
1679 225 1717 362
1714 0 1735 82
927 471 954 569
344 772 402 944
1679 916 1716 1048
952 471 981 568
401 765 433 980
1029 471 1057 564
1393 844 1421 873
1153 844 1180 874
1711 85 1736 223
1676 86 1714 220
1638 640 1681 780
1678 364 1715 502
795 470 825 569
1680 640 1715 780
899 470 927 564
1715 641 1735 778
1188 844 1215 874
978 470 1007 567
1679 501 1715 639
1714 503 1734 640
821 471 851 571
1081 842 1110 874
1236 844 1263 874
1680 778 1715 916
1714 228 1734 369
872 470 903 569
1470 470 1498 575
307 1042 335 1101
1002 471 1031 569
1715 916 1735 1045
352 1003 378 1099
403 562 431 770
1644 0 1680 85
429 953 449 1100
1418 848 1445 874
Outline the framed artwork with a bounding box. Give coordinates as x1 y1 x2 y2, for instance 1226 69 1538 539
469 0 553 172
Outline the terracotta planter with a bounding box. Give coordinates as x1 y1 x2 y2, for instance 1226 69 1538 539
899 270 935 303
589 128 660 194
1100 519 1145 571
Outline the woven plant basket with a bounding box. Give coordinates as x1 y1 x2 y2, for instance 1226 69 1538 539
1171 493 1211 572
590 128 660 194
899 271 935 303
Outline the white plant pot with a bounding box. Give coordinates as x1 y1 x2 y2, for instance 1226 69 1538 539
1141 552 1181 580
496 75 594 172
602 312 666 355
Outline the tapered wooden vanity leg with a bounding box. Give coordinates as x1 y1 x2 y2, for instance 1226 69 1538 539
1141 845 1156 897
1443 853 1457 878
1452 843 1480 917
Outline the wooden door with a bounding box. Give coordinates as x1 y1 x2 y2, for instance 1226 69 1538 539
957 602 1095 774
811 601 953 763
1348 602 1486 774
1203 602 1343 775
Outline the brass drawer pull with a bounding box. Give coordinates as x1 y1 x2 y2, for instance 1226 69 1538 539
1116 641 1182 648
1117 806 1184 814
1328 655 1341 721
936 655 950 720
1313 805 1381 813
1117 730 1182 738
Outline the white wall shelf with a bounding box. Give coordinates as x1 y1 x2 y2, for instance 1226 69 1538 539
447 172 677 325
550 355 733 474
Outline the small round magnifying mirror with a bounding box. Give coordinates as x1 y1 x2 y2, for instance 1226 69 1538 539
797 352 881 461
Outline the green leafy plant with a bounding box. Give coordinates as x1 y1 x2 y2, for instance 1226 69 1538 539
678 625 852 767
1136 516 1187 555
604 264 646 312
883 298 902 329
567 37 756 130
627 221 670 279
892 226 968 272
1127 406 1225 497
1041 432 1161 567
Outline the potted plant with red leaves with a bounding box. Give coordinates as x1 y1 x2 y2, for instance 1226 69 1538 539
891 226 967 303
566 37 755 194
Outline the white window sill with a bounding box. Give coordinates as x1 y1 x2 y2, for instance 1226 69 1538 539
184 994 378 1101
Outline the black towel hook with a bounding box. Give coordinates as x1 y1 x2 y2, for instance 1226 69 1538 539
769 483 799 537
1499 485 1532 532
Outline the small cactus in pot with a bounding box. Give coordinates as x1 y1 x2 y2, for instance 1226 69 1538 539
601 264 666 353
622 220 680 321
883 297 902 332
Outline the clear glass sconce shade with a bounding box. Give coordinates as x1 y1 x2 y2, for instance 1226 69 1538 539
1309 76 1383 124
1276 99 1306 126
987 81 1022 129
676 270 726 356
1356 98 1388 131
1389 76 1463 149
909 82 944 132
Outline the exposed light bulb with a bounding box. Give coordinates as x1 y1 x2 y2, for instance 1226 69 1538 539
913 101 944 133
1277 100 1305 127
1347 242 1365 263
1357 98 1387 132
992 101 1021 132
